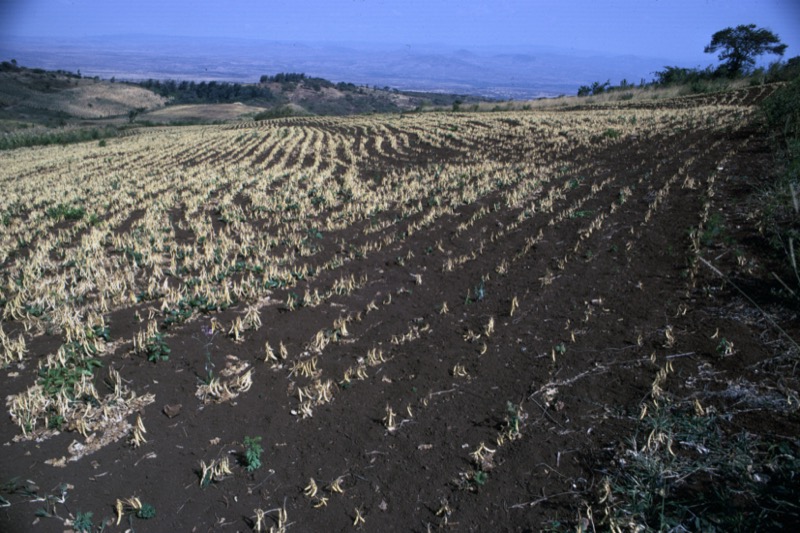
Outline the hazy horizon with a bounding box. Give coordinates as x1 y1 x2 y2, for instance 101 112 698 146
3 1 799 62
2 1 798 97
1 34 689 98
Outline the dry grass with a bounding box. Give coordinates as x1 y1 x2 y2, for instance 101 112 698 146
468 78 755 112
142 102 267 123
57 83 166 118
0 74 165 119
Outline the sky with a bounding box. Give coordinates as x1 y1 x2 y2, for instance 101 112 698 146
1 0 799 64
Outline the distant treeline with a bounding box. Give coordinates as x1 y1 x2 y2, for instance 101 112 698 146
577 56 800 97
135 79 276 104
1 59 84 79
134 74 366 105
0 127 122 151
259 72 361 93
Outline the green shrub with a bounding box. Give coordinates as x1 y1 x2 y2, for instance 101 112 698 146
762 77 800 144
758 78 800 300
0 127 121 151
243 435 263 472
145 332 170 362
73 511 93 532
253 105 296 120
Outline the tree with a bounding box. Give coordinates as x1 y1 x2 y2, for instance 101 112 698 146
590 80 610 95
128 108 145 124
705 24 787 76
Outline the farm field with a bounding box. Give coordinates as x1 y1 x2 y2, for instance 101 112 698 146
1 85 798 532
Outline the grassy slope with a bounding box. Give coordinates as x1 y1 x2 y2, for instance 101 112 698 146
0 68 165 126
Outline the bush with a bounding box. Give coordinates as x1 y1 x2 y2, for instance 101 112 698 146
762 77 800 144
253 105 296 121
758 78 800 300
0 127 121 151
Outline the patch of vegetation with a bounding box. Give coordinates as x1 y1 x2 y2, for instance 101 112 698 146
577 24 796 99
72 511 93 532
136 502 156 519
0 477 38 508
253 105 298 120
700 212 729 246
38 342 103 397
758 76 800 299
600 400 800 531
0 126 122 151
136 79 276 105
145 332 170 362
243 435 263 472
472 470 488 487
465 280 486 304
46 203 86 221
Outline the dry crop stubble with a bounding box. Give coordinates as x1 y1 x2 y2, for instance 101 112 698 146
1 86 796 531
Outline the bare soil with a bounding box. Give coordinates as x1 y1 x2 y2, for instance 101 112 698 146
1 86 797 532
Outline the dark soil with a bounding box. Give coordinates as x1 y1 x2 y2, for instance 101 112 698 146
1 87 798 532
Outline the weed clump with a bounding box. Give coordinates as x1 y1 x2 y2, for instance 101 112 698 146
600 400 800 531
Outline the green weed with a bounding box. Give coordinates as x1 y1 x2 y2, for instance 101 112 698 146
136 502 156 519
45 204 85 221
145 332 170 362
601 400 800 531
72 511 93 532
243 436 263 472
472 470 488 486
38 342 103 397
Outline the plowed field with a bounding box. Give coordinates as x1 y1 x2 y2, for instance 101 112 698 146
1 85 797 532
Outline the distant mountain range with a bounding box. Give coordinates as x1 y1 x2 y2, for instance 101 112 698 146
0 35 686 98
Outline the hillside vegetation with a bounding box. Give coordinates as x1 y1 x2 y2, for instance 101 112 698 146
0 62 487 149
0 61 165 125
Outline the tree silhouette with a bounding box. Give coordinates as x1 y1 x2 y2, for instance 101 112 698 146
705 24 787 76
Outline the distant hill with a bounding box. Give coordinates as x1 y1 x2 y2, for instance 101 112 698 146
0 60 166 126
0 35 678 99
134 73 484 118
0 61 485 139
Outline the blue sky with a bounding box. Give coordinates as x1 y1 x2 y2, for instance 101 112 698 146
2 0 799 64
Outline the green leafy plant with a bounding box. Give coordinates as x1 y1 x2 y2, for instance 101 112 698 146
46 204 86 221
0 477 38 508
472 470 488 486
243 436 263 472
38 342 103 397
145 332 170 362
47 414 65 430
73 511 93 532
136 502 156 519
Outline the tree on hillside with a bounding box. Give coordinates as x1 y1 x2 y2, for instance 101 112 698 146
705 24 787 77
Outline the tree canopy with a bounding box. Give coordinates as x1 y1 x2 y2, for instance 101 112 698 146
705 24 787 76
